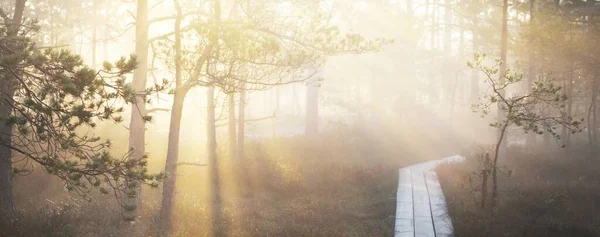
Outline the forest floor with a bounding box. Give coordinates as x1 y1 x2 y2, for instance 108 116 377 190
4 123 459 237
437 145 600 237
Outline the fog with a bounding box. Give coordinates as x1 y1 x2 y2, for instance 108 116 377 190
1 0 599 236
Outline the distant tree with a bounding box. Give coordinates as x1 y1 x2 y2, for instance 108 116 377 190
496 0 509 160
124 0 149 222
0 2 164 224
513 0 600 153
154 0 391 233
469 54 582 208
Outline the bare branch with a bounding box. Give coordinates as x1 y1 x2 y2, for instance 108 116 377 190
174 162 207 167
148 11 208 25
147 108 170 113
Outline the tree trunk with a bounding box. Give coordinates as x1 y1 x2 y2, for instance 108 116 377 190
305 76 319 135
0 69 16 226
206 85 222 236
589 90 595 154
124 0 149 221
207 87 217 164
497 0 509 162
442 0 453 115
459 17 464 58
526 0 537 148
593 77 598 153
491 0 510 205
566 51 573 147
449 74 458 127
160 0 182 232
0 0 26 224
103 0 108 63
159 0 216 232
562 77 568 143
91 0 97 68
431 0 437 50
292 84 300 115
458 16 465 106
159 90 184 232
480 166 488 209
491 121 509 207
429 0 438 105
443 0 452 53
470 30 480 145
273 86 280 138
471 34 479 105
208 0 222 233
228 93 237 158
237 86 245 160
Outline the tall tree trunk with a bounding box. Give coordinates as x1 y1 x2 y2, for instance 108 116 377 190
443 0 453 116
526 0 536 148
159 0 215 232
124 0 148 221
273 86 280 137
0 70 16 226
0 0 26 224
228 93 237 158
497 0 509 163
470 31 480 145
593 75 598 153
237 86 245 160
431 0 437 50
292 84 300 115
207 87 217 171
206 86 222 236
458 16 465 105
471 33 479 105
91 0 97 68
429 0 438 105
305 76 319 135
160 0 183 232
425 0 430 29
443 0 453 125
159 90 184 232
103 0 108 63
566 43 573 147
207 87 217 165
449 74 458 126
562 77 568 143
443 0 452 53
208 0 222 234
588 81 596 154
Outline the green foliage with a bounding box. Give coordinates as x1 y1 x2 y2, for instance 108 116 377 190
156 1 392 94
469 54 583 143
1 21 165 202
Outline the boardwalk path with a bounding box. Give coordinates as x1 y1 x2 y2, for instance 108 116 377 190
394 155 464 237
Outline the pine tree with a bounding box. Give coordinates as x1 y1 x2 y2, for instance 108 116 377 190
0 5 164 224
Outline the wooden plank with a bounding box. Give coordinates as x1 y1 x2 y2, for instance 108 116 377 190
414 216 435 236
396 201 414 220
414 203 431 217
394 156 463 237
394 218 414 232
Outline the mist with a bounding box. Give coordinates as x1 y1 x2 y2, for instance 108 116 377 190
1 0 599 236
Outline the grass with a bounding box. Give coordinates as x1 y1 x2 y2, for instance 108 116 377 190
2 118 462 237
437 145 600 237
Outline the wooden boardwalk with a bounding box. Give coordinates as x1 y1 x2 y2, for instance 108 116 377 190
394 155 464 237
